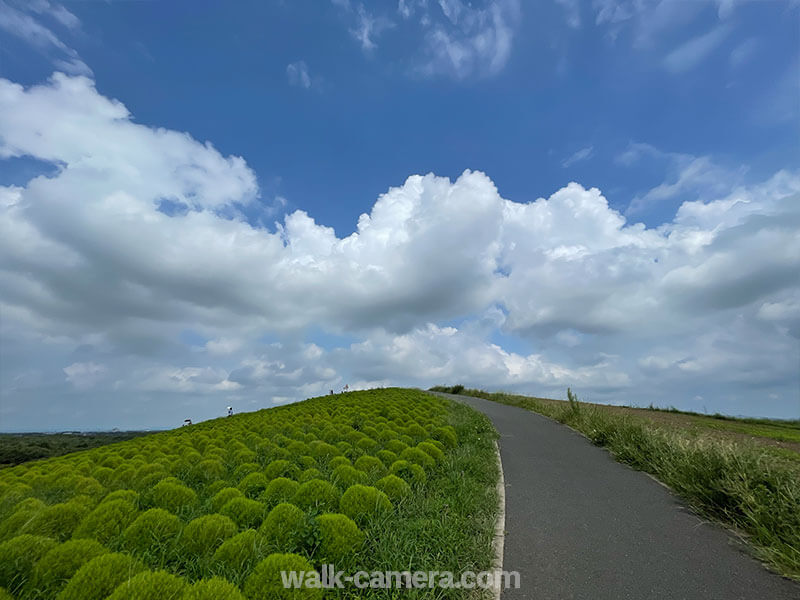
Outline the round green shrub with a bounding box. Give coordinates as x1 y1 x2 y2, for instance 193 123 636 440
211 487 244 512
0 587 12 600
183 577 246 600
315 513 364 562
233 463 261 481
327 456 351 470
339 485 392 522
389 460 426 486
181 514 238 555
25 539 107 599
417 441 445 462
385 440 408 455
73 499 139 544
298 468 324 483
309 441 340 460
0 534 57 594
405 423 428 441
149 480 197 513
58 553 145 600
121 508 182 554
355 438 378 453
291 479 340 512
331 465 366 489
106 569 188 600
238 473 269 498
243 553 322 600
0 498 45 541
432 426 458 447
399 447 435 469
205 480 230 497
193 459 226 484
21 500 89 541
211 529 263 572
92 467 115 486
219 497 267 529
265 460 298 481
260 478 299 507
353 456 388 478
259 503 309 552
101 490 139 506
287 441 310 456
297 455 317 469
375 475 411 502
0 482 33 517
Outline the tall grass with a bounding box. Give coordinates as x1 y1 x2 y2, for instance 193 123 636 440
430 386 800 580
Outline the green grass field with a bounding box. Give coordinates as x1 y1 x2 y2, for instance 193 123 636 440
0 389 499 599
431 386 800 580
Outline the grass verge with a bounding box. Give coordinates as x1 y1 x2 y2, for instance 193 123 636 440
431 385 800 581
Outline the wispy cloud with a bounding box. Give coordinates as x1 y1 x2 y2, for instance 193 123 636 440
417 0 521 80
0 0 90 75
663 24 731 74
562 145 594 168
555 0 581 29
286 61 312 89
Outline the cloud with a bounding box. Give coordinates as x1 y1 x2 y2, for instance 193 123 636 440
729 37 757 68
618 142 747 216
333 0 519 80
0 0 90 76
417 0 520 79
1 73 798 428
555 0 581 29
663 25 731 74
286 61 312 88
562 146 594 168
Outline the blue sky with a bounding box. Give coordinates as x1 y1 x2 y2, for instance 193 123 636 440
0 0 798 429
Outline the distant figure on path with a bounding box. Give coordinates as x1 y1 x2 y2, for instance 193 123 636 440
227 406 233 417
342 384 349 393
183 418 192 426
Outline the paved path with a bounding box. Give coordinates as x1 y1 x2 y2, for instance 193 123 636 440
434 392 800 600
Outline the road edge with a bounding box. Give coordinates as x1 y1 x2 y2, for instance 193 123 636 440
491 439 506 600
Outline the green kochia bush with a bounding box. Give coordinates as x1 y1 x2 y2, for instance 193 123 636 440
0 498 46 541
106 570 188 600
183 577 246 600
238 473 269 499
315 513 364 562
259 503 310 552
375 475 411 502
243 553 322 600
73 499 138 543
354 455 388 479
339 485 392 523
219 497 267 529
260 478 300 507
211 487 244 512
399 447 435 469
389 460 426 486
265 460 298 480
292 479 341 512
57 552 145 600
121 508 182 554
21 500 90 541
331 465 366 489
211 530 263 573
149 480 197 513
25 539 108 599
0 534 57 595
181 514 238 555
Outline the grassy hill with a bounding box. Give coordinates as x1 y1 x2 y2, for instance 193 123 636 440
0 389 499 599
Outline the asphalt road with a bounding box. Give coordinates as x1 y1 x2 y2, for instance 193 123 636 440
434 392 800 600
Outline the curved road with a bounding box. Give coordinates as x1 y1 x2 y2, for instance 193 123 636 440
435 392 799 600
